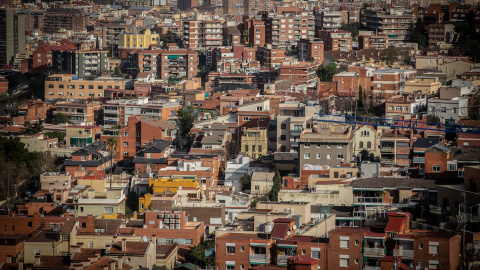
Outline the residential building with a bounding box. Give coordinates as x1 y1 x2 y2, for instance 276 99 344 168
241 128 268 160
279 62 320 86
245 19 266 47
298 38 324 64
357 34 388 50
0 234 24 264
178 0 198 10
222 0 243 16
379 129 411 167
353 125 378 159
45 74 127 101
424 145 480 181
257 45 286 68
414 55 470 70
298 123 355 168
107 239 156 270
215 191 251 222
133 139 173 174
158 49 199 81
52 49 108 79
404 77 441 96
118 29 160 50
318 31 352 52
40 172 72 191
429 97 468 124
0 8 26 66
75 189 126 216
411 138 441 176
371 68 416 100
263 10 315 49
250 172 275 196
54 101 103 125
65 125 102 147
428 23 455 45
43 8 86 33
201 20 223 48
63 141 114 175
315 10 344 32
148 177 202 199
385 97 416 120
362 7 415 45
183 20 201 49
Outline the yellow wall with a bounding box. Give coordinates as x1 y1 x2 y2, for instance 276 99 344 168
119 29 160 49
149 178 201 194
66 127 96 147
45 74 125 100
24 241 60 263
77 178 106 191
241 129 268 160
139 193 153 212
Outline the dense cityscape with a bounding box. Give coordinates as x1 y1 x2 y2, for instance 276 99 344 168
0 0 480 269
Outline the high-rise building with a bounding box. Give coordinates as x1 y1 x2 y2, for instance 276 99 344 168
0 8 26 66
43 8 86 33
157 49 199 81
263 10 315 49
362 7 415 45
52 49 109 79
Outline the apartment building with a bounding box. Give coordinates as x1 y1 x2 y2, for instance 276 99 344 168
134 139 173 174
45 74 127 101
428 23 455 45
0 8 26 66
183 20 201 49
362 7 415 45
257 45 286 68
298 123 355 168
54 101 102 125
32 40 77 74
244 0 274 15
66 125 102 147
298 38 324 64
241 128 268 160
63 141 114 175
279 62 320 85
223 0 243 16
157 49 199 81
103 98 181 128
43 8 86 33
404 77 441 96
385 98 416 120
357 34 388 50
411 138 441 176
263 10 315 49
201 20 223 48
130 49 160 76
353 125 379 158
427 97 468 123
320 30 353 52
118 29 160 49
245 19 266 47
415 55 470 70
314 9 344 32
178 0 198 10
371 68 416 100
52 49 108 79
276 101 319 153
424 144 480 181
100 115 177 161
379 129 411 167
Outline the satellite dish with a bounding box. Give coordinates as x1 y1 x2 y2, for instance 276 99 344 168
142 236 148 242
292 225 297 230
287 231 291 235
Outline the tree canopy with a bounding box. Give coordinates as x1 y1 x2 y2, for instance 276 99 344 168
316 65 340 82
185 240 215 268
176 106 198 138
44 131 65 142
240 173 251 193
53 113 69 125
412 18 428 50
267 170 282 201
384 47 399 65
341 22 362 38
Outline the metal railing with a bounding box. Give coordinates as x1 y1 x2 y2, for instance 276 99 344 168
354 197 383 204
393 249 414 257
364 247 385 256
249 254 270 262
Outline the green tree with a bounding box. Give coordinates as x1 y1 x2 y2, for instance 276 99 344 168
384 47 398 65
268 170 282 201
106 137 119 189
185 240 215 268
113 66 122 76
359 149 370 161
176 106 198 149
197 66 210 83
239 173 251 192
44 131 65 142
53 113 69 125
25 119 44 135
427 114 440 124
412 18 428 50
316 65 340 81
242 30 249 44
341 22 362 38
125 191 139 214
358 85 364 108
162 30 180 48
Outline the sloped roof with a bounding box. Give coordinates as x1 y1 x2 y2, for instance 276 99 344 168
270 223 290 239
251 172 275 182
384 216 405 233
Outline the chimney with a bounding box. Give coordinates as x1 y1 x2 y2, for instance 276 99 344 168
6 255 12 263
152 234 157 245
18 259 23 270
122 238 127 251
117 257 123 269
34 255 41 265
106 244 111 254
103 266 108 270
110 261 115 270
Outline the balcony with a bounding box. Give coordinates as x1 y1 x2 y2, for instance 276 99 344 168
354 197 383 204
413 157 425 163
249 254 270 264
380 158 395 165
364 248 385 257
393 249 414 258
364 267 381 270
276 255 289 265
380 146 394 152
291 129 302 137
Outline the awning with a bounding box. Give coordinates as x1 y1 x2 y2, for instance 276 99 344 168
168 55 179 59
277 245 297 249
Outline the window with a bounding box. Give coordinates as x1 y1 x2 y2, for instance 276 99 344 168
124 142 128 146
256 106 263 111
280 135 286 141
227 266 235 270
304 143 310 148
388 106 393 110
432 165 440 172
317 143 321 148
28 222 32 227
304 153 310 159
377 84 382 88
447 161 457 171
245 145 248 152
337 144 343 149
136 132 140 137
367 142 371 149
258 145 262 152
441 107 446 112
260 117 265 121
355 240 359 245
81 156 86 161
429 242 439 254
241 265 244 270
340 256 349 267
311 248 320 259
124 152 129 156
327 154 331 159
79 85 84 89
429 260 439 269
419 244 423 249
243 117 251 121
281 124 287 129
302 250 306 255
124 132 129 136
59 84 64 89
252 145 256 152
316 153 320 159
104 207 113 213
227 246 235 254
337 154 343 159
89 85 94 89
48 91 54 96
48 84 54 88
241 246 245 252
327 144 331 148
340 237 349 248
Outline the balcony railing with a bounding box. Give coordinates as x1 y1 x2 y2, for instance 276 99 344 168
380 158 395 165
380 146 395 152
276 255 289 265
364 267 381 270
249 254 270 263
413 157 425 163
354 197 383 204
393 249 414 258
364 247 385 256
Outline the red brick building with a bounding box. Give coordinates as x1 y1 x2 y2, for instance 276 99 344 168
157 49 199 81
358 34 388 50
318 31 352 51
257 45 286 68
279 62 320 85
245 19 266 47
298 38 324 64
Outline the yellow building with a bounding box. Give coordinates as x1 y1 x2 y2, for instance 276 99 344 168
404 76 441 96
65 125 99 147
118 29 160 49
241 128 268 160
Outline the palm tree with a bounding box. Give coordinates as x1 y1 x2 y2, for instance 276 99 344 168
106 137 119 189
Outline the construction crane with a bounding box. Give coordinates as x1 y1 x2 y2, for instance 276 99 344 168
313 114 480 135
